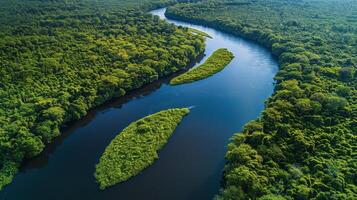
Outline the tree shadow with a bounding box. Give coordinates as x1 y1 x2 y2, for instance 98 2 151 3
19 52 205 172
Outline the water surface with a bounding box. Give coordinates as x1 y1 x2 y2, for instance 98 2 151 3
0 8 277 200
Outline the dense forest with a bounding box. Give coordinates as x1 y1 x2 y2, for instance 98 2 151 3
1 0 356 198
0 0 205 189
167 0 357 199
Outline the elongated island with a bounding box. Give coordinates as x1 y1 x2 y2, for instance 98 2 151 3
170 48 234 85
94 108 190 189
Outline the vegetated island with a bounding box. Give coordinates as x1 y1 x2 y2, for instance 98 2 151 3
170 48 234 85
0 0 205 189
168 1 357 199
94 108 190 189
188 27 212 38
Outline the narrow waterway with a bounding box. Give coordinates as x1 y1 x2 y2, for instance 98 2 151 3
0 8 278 200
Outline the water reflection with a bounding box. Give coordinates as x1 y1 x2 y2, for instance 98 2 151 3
1 8 277 200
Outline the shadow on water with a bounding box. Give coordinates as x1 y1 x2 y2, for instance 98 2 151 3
20 52 206 172
1 7 278 200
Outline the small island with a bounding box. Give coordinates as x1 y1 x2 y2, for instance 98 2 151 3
170 48 234 85
188 28 212 38
94 108 190 189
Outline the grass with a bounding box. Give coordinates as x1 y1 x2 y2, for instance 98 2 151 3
94 108 190 189
170 48 234 85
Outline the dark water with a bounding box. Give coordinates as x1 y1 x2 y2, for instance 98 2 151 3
0 8 277 200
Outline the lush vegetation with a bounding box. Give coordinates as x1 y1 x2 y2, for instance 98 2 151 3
95 108 189 189
167 0 357 199
0 0 205 189
188 27 212 38
170 48 234 85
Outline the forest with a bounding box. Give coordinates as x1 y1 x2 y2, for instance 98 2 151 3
1 0 356 199
0 0 205 189
167 0 357 199
95 108 189 189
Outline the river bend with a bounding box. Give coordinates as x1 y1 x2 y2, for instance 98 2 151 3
0 8 278 200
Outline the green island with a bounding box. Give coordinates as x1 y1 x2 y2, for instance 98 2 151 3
170 48 234 85
188 27 212 38
0 0 204 189
94 108 189 189
0 0 356 198
167 0 357 199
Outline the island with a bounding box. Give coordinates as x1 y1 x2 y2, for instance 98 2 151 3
94 108 190 189
170 48 234 85
188 27 212 38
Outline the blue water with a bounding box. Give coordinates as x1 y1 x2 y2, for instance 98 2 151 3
0 8 277 200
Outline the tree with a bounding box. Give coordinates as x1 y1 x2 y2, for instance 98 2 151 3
325 96 348 112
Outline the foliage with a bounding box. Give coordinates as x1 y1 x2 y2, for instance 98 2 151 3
188 27 212 38
0 161 17 191
167 0 357 199
170 48 234 85
0 0 205 189
94 108 190 189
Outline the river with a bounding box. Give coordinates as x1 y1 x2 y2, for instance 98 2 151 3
0 8 278 200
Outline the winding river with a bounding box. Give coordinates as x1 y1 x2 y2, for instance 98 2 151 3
0 8 278 200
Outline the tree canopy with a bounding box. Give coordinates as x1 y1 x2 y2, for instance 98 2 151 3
0 0 205 189
167 0 357 199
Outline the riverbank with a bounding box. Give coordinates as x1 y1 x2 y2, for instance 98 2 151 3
0 7 277 200
166 2 357 199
